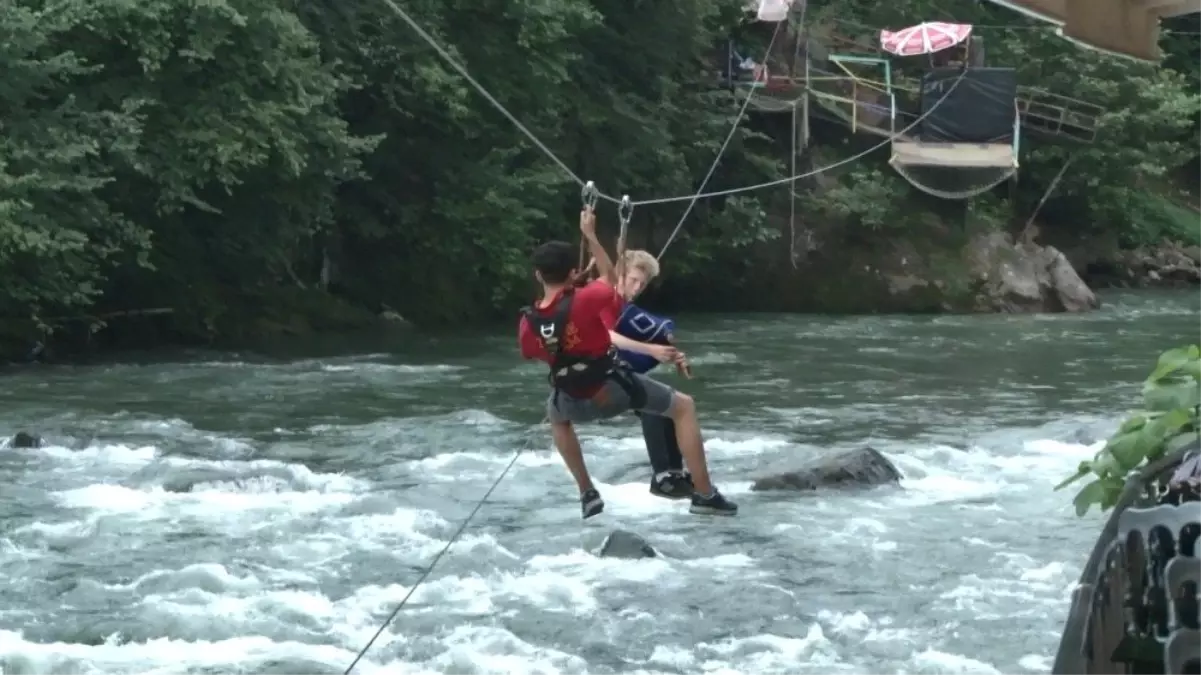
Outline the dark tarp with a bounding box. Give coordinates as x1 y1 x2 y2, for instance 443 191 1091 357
919 67 1017 144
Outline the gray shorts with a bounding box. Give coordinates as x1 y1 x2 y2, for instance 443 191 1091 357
547 372 675 424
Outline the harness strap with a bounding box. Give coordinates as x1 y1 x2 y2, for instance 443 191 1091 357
521 291 575 371
523 290 647 409
607 366 648 410
523 291 609 389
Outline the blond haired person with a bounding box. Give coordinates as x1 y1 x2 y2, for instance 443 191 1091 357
612 249 699 500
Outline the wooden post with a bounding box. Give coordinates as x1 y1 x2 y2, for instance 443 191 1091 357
790 100 798 267
802 50 811 147
851 79 858 133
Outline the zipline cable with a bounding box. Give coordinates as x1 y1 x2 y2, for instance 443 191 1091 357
344 4 977 671
377 0 970 215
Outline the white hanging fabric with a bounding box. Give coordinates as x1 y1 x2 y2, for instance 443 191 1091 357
755 0 794 23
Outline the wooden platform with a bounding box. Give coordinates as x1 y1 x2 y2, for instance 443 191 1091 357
890 141 1017 168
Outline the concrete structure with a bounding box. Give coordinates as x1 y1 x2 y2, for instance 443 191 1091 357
982 0 1201 61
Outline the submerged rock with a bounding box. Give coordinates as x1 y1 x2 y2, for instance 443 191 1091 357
751 446 902 492
597 529 657 559
8 431 42 449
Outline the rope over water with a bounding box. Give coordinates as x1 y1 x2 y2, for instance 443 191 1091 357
343 0 977 669
341 442 527 674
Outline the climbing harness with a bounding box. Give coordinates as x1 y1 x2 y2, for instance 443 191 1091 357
521 292 620 394
344 1 975 670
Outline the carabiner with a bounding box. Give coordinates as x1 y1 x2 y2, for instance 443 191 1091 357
581 181 599 210
618 194 634 227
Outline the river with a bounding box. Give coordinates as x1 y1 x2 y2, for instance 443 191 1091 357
0 289 1197 675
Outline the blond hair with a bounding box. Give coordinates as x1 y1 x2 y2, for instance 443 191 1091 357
621 249 660 280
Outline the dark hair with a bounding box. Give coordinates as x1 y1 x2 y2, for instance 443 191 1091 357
531 240 576 284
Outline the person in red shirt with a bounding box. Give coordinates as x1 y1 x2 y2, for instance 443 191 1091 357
518 207 737 519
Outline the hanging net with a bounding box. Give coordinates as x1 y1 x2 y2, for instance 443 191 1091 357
890 162 1015 200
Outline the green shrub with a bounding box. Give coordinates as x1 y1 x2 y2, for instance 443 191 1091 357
1057 345 1201 516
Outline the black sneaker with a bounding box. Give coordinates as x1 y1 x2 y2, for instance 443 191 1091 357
581 488 605 519
649 471 693 500
689 489 738 516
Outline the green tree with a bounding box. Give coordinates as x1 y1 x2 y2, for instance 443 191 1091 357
0 3 145 322
292 0 781 323
1 0 1198 356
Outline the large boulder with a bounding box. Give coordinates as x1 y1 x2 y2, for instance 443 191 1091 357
597 529 657 559
966 232 1099 313
751 446 902 492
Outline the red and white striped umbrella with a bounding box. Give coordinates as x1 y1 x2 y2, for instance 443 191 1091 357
879 22 973 57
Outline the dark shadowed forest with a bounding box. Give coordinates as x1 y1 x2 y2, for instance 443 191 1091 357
2 0 1198 359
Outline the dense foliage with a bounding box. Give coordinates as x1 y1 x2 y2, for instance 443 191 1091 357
1 0 1197 352
1058 345 1201 516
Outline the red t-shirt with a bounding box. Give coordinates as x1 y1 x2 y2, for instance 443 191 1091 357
519 280 621 394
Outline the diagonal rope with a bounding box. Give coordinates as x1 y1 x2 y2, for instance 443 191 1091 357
341 428 532 674
655 8 798 261
342 5 978 672
374 0 624 204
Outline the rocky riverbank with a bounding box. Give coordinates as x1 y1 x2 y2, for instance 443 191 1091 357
701 221 1102 316
1038 223 1201 290
1084 241 1201 289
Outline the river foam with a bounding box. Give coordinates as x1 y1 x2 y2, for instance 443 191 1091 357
12 291 1191 674
1 402 1105 674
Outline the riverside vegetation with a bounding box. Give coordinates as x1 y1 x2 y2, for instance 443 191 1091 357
1058 345 1201 516
1 0 1198 359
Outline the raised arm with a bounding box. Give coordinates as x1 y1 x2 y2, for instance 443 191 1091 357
579 207 616 285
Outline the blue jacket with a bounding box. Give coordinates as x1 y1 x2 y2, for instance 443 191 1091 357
615 303 675 374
